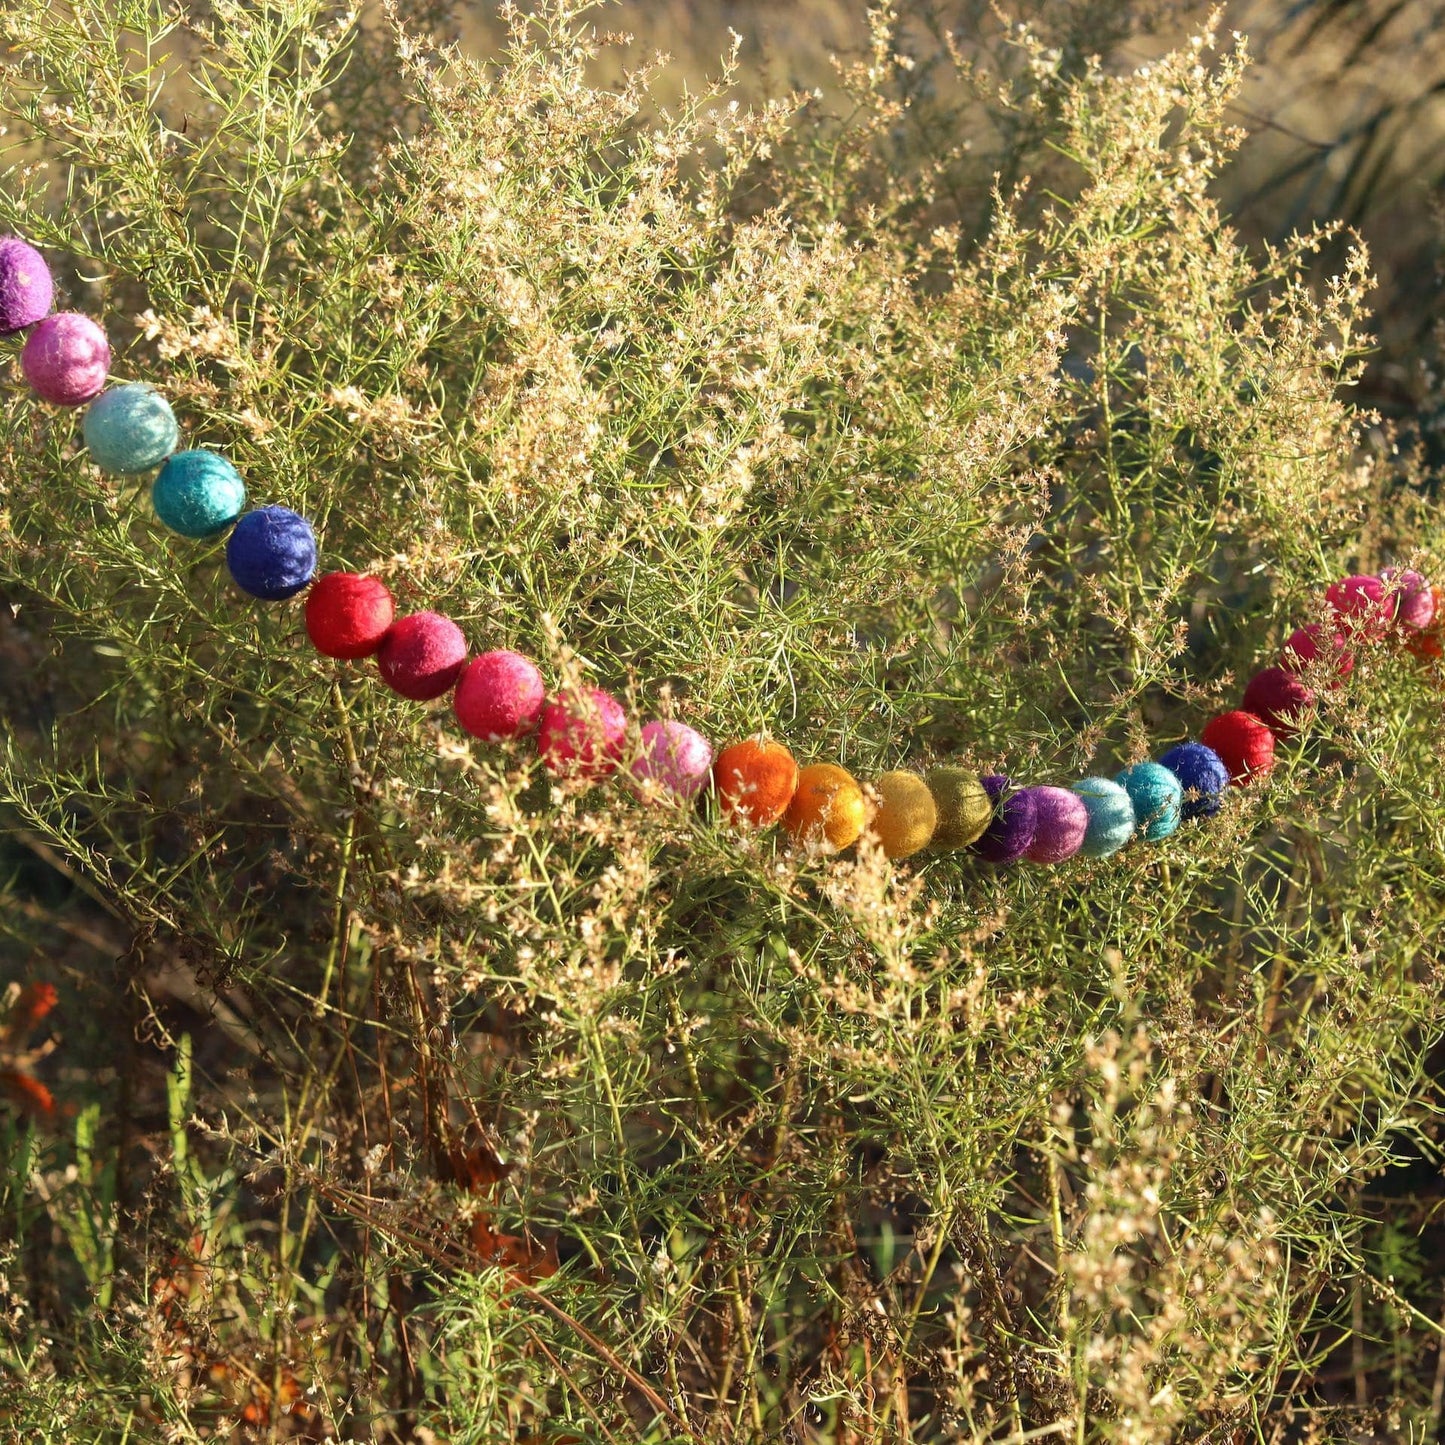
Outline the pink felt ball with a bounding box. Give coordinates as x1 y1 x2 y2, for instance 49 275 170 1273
1283 622 1353 682
632 719 713 800
538 688 628 780
21 312 109 405
1379 568 1437 632
1022 785 1089 864
1241 665 1314 737
1325 574 1392 638
454 650 546 741
376 611 468 701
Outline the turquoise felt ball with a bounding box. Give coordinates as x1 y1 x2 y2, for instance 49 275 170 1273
151 449 246 538
1071 777 1136 857
83 383 179 474
1114 761 1182 843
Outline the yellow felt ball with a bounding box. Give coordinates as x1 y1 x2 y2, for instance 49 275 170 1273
924 767 992 849
783 763 868 853
867 771 937 859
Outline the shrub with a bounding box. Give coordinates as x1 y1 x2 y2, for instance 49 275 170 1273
0 2 1441 1439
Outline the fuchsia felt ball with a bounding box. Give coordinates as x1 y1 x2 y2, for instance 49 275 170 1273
1379 568 1437 632
1283 622 1353 681
1242 665 1314 736
21 312 109 405
1325 573 1392 637
538 688 628 780
454 650 546 741
1022 786 1089 864
632 719 713 800
1200 710 1275 785
376 611 467 700
305 572 395 660
0 237 53 334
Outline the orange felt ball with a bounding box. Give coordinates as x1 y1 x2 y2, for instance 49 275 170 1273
714 739 799 827
782 763 867 853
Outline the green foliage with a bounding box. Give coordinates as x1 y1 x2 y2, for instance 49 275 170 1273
0 1 1442 1440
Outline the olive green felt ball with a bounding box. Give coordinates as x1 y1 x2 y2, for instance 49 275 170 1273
924 767 992 850
868 771 938 858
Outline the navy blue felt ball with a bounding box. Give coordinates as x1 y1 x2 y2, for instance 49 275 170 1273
1158 741 1230 821
226 505 317 600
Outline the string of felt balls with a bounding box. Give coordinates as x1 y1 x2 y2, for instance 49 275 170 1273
3 233 1443 865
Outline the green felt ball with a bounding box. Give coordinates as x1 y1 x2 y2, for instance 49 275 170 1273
83 383 179 474
1114 761 1182 843
1072 777 1136 857
151 449 246 538
924 767 992 850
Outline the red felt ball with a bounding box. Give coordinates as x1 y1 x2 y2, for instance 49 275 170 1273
537 688 627 780
304 572 395 660
376 611 468 701
1241 665 1314 737
1200 709 1276 785
1283 622 1353 682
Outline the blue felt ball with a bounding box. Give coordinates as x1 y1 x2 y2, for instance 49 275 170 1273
1072 777 1136 857
226 504 317 600
1158 741 1230 821
1114 761 1183 843
84 383 179 474
152 449 246 538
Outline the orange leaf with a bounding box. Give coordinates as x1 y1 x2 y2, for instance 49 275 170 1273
0 1070 53 1116
11 982 58 1030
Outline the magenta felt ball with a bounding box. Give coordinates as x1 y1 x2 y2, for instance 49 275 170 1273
1325 574 1392 637
305 572 395 660
1283 623 1353 681
1242 665 1314 736
454 650 546 741
633 719 713 800
1379 568 1437 631
0 237 53 334
538 688 628 780
376 612 468 701
1022 785 1089 864
21 312 109 405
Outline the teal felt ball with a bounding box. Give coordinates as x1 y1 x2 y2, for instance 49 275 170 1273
1072 777 1136 857
1114 761 1182 843
83 383 179 474
151 449 246 538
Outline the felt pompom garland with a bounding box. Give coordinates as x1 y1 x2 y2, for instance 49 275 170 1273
4 235 1443 873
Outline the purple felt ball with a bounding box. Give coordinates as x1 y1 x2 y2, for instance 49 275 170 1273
21 312 109 405
633 719 713 801
970 774 1038 866
454 649 546 740
0 237 53 334
1022 785 1089 864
